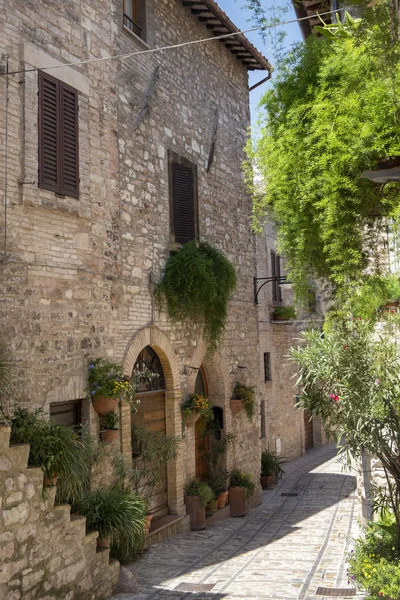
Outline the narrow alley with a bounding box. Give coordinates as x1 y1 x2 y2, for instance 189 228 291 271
114 445 360 600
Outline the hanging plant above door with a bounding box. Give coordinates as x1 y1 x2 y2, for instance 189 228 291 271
156 241 237 356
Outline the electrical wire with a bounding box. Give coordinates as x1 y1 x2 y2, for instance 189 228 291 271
0 8 344 77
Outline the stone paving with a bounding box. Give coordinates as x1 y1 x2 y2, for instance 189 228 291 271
113 445 362 600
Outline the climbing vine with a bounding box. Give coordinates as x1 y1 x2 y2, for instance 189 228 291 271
247 5 400 301
156 242 237 355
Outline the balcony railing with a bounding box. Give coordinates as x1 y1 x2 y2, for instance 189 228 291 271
123 13 143 38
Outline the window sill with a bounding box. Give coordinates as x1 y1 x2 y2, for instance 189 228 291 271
122 25 149 49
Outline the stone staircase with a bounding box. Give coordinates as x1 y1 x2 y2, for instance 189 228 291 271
0 424 120 600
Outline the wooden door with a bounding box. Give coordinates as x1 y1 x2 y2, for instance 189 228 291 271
304 410 314 451
132 391 168 520
195 416 210 480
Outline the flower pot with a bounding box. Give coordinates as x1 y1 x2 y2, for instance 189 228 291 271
185 495 206 531
381 301 399 314
230 399 243 415
217 491 229 509
272 314 290 321
229 486 246 517
206 499 218 514
92 396 119 417
182 411 200 427
144 514 153 535
100 428 119 444
97 536 110 549
260 475 275 490
44 475 59 487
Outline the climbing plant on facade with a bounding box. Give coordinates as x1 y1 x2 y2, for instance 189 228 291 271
247 5 400 301
156 241 237 355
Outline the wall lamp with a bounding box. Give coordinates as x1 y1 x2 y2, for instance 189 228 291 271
253 276 292 305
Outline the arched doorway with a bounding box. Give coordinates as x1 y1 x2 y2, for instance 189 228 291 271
132 346 168 520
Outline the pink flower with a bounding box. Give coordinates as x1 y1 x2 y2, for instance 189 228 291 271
330 393 340 402
375 379 380 386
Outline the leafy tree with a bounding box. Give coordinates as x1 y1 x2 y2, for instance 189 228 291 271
292 318 400 541
247 5 400 301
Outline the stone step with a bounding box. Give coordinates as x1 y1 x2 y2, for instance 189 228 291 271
0 425 11 449
96 546 110 563
69 514 87 537
51 503 72 526
44 485 58 510
109 559 121 587
8 444 30 471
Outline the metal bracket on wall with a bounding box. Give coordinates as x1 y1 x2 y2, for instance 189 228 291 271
253 275 289 305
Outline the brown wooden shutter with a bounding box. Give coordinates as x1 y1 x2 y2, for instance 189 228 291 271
39 71 60 193
172 163 195 244
60 83 79 197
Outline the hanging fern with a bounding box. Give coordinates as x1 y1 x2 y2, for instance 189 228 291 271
156 242 237 355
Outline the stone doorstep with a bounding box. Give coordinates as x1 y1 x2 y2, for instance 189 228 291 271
205 505 231 525
148 514 184 536
145 514 185 548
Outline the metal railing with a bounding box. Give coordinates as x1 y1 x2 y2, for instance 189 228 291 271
123 12 143 38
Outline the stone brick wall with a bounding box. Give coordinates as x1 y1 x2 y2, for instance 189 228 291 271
0 0 263 526
0 425 120 600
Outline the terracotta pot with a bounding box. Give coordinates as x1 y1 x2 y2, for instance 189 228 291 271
44 475 59 487
100 429 119 444
230 399 243 415
92 396 119 417
260 475 275 490
272 314 290 321
97 536 110 549
217 491 229 509
182 412 200 427
144 514 153 535
381 302 399 314
185 495 206 531
206 499 218 514
229 486 246 517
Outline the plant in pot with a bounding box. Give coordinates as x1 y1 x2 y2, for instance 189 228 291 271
207 469 229 509
128 425 180 531
181 394 214 426
229 468 255 518
202 427 234 509
231 383 255 420
88 359 137 417
100 410 119 444
72 486 147 560
260 449 286 490
272 306 296 321
184 477 214 531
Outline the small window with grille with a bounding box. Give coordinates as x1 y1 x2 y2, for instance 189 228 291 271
123 0 147 41
264 352 271 382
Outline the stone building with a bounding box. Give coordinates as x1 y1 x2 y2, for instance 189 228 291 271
0 0 275 557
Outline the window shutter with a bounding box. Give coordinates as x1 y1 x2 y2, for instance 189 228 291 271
172 163 195 244
60 83 79 197
39 71 60 193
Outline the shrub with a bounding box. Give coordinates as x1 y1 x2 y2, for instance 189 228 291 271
229 468 255 498
181 394 214 422
261 450 285 478
184 477 215 506
207 469 229 497
156 241 237 355
73 487 147 562
232 383 256 419
272 306 296 320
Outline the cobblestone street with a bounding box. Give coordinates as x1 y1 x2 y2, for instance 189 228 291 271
113 445 360 600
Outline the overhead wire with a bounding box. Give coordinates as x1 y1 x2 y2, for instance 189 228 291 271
0 8 345 77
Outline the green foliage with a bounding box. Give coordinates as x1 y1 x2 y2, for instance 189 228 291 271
348 515 400 599
184 477 215 506
261 449 286 478
272 305 296 320
10 408 91 503
291 318 400 531
331 274 400 320
181 394 214 422
156 241 237 355
233 382 256 419
73 487 147 562
101 411 119 431
229 468 255 498
129 425 181 511
88 359 131 399
248 6 400 300
207 469 229 497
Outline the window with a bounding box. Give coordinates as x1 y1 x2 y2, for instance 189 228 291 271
38 71 79 198
264 352 271 382
50 400 82 428
271 250 282 303
169 153 198 245
123 0 147 41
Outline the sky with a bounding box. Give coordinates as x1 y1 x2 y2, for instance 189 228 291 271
215 0 303 127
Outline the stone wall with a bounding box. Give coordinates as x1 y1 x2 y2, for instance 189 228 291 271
0 0 263 527
0 425 120 600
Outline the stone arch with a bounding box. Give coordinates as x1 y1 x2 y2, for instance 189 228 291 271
122 325 184 516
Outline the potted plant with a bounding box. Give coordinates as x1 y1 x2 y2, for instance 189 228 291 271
260 449 285 489
229 468 255 517
100 411 119 444
88 359 135 416
73 486 147 560
207 469 229 509
184 477 214 531
231 383 255 420
181 394 213 426
272 306 296 321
